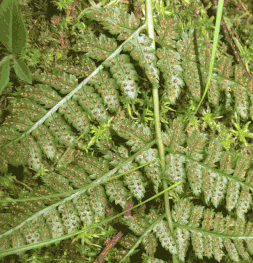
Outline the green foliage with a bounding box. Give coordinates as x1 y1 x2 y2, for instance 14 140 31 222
0 56 11 95
52 0 72 11
20 45 41 67
0 0 27 54
71 216 106 247
0 0 32 94
1 0 253 262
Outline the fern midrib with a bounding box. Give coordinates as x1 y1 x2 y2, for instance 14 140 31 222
0 23 147 152
165 146 252 191
0 139 156 239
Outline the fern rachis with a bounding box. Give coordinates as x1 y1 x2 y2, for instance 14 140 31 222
1 1 253 263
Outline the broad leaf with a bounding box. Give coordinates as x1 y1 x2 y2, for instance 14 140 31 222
0 56 11 95
0 0 28 54
13 58 32 84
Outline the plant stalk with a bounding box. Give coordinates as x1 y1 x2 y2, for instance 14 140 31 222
145 0 178 262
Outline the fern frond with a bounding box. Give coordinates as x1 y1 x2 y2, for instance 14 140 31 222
85 6 140 41
104 54 140 100
73 85 109 124
142 232 157 256
153 220 177 254
154 15 180 49
163 120 252 217
33 72 78 95
88 70 120 112
55 57 96 77
112 119 155 152
170 198 253 262
177 27 253 119
157 48 184 104
96 140 146 200
2 2 253 262
73 34 118 61
123 34 160 88
135 148 161 193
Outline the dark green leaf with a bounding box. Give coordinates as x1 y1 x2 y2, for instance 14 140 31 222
13 58 32 84
0 0 28 53
0 56 11 95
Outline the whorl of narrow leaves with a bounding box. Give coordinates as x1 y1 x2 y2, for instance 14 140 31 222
73 34 117 61
85 6 140 41
156 48 184 105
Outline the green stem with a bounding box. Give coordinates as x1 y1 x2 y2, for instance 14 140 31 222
145 0 178 262
13 178 32 191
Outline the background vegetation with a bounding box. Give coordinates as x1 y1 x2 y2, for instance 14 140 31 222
1 0 253 262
